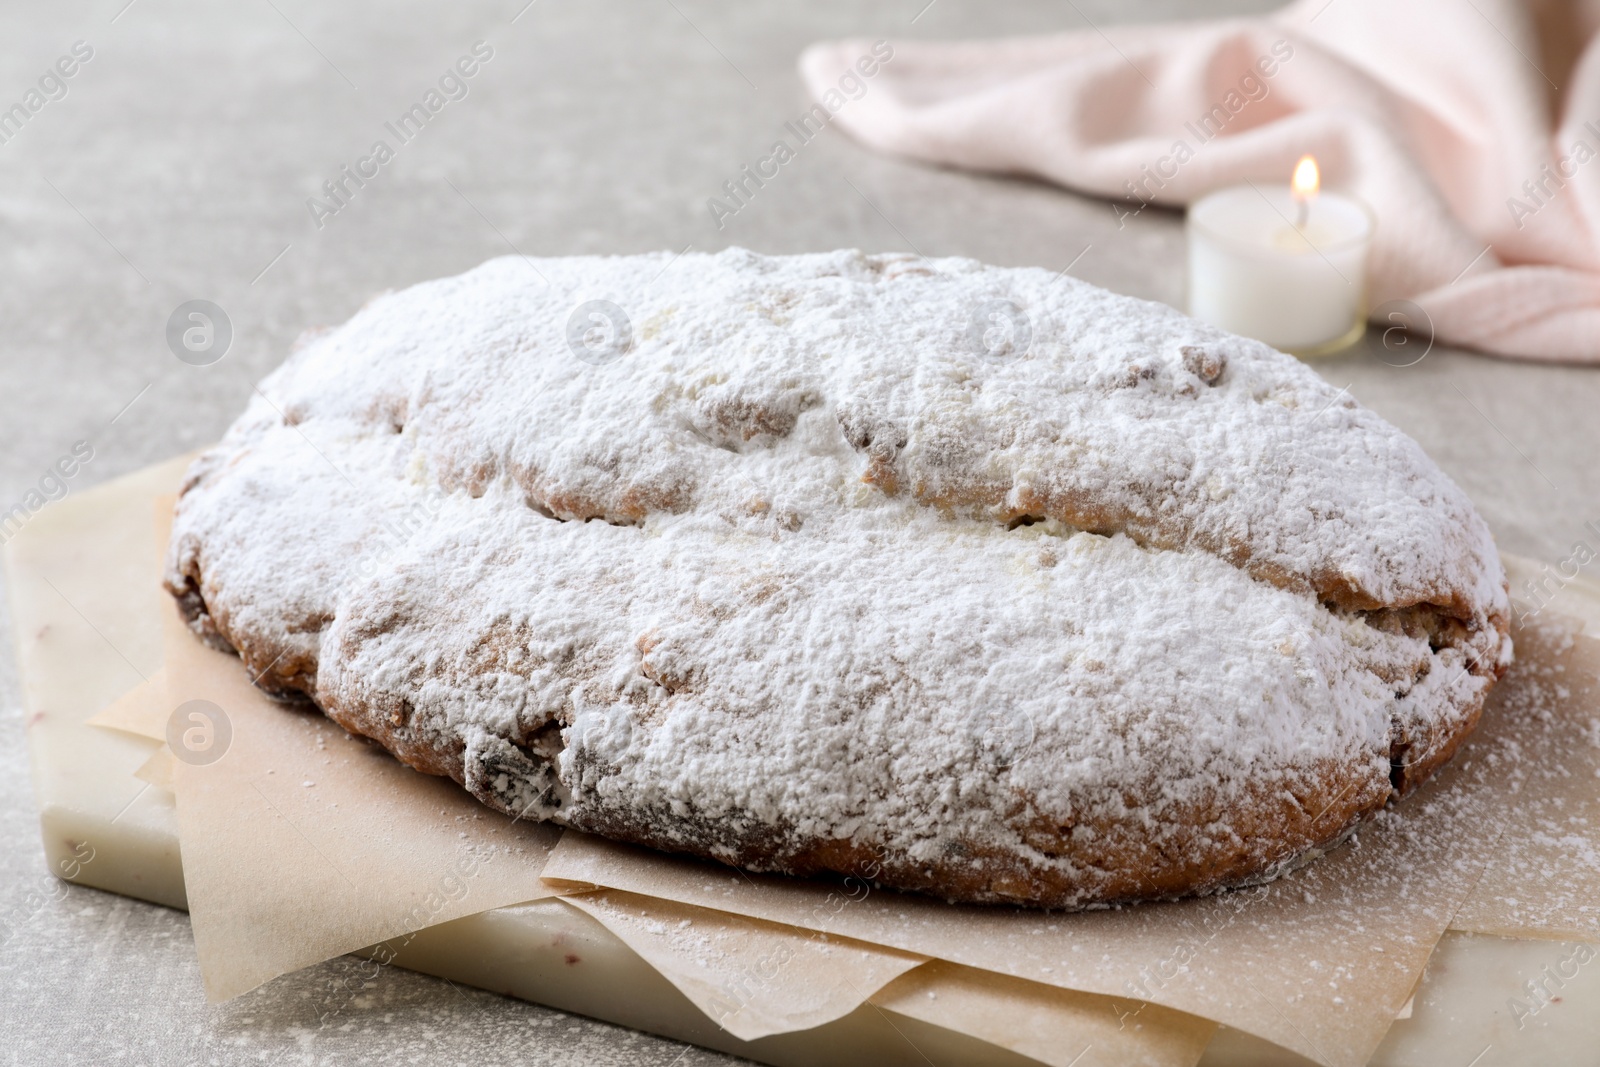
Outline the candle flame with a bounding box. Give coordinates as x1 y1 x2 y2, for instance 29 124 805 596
1292 154 1320 200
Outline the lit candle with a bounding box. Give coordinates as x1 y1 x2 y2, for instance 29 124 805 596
1186 155 1375 356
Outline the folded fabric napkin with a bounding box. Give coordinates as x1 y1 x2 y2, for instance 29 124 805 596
800 0 1600 363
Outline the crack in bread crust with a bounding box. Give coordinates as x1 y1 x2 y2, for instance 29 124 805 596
163 249 1512 909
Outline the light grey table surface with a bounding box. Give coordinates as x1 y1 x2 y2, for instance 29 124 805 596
2 1 1596 1064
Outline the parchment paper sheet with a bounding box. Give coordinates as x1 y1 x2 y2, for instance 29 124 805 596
539 616 1600 1067
1453 621 1600 940
155 500 564 1002
561 888 928 1041
87 673 173 786
558 888 1216 1063
134 745 176 790
72 459 1600 1066
87 668 168 738
69 470 980 1050
870 960 1215 1067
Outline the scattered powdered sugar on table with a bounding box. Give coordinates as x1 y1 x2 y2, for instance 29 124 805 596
1450 612 1600 937
165 248 1512 908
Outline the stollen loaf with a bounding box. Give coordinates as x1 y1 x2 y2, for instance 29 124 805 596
165 249 1511 908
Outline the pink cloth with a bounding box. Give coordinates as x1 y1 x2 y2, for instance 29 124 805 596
800 1 1600 363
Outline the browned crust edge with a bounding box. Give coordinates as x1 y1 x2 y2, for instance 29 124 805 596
165 542 1508 909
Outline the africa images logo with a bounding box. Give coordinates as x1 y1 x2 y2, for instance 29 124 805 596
0 40 94 147
306 41 495 229
706 40 894 229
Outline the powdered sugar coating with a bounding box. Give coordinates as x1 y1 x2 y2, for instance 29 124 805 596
166 249 1511 906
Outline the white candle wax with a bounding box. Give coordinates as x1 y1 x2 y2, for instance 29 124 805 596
1186 184 1374 356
